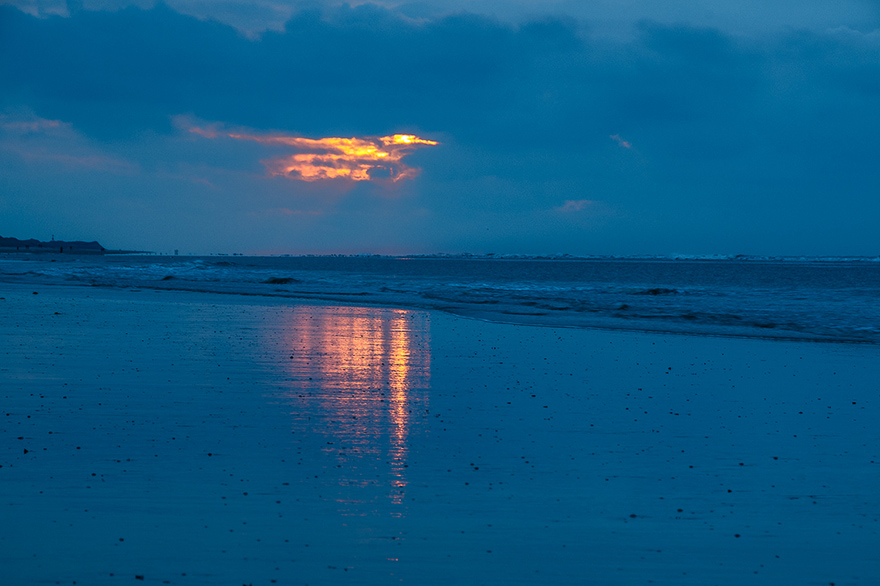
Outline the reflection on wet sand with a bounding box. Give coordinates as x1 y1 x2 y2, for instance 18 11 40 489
278 305 430 512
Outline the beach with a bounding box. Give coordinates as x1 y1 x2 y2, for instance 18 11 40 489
2 281 878 585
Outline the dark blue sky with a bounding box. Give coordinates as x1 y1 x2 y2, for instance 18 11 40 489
2 1 879 255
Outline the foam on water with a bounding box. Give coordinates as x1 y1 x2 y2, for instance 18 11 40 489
2 254 879 343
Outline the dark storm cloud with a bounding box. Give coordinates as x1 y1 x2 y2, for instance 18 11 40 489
4 3 877 155
1 4 252 138
0 4 590 146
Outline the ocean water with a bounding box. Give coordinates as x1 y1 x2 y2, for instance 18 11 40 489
2 253 879 344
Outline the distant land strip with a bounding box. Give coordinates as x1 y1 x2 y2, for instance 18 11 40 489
1 235 105 253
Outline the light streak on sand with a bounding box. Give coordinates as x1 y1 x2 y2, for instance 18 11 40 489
191 125 438 183
277 306 431 512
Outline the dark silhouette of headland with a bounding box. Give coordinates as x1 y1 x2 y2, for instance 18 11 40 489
1 235 105 254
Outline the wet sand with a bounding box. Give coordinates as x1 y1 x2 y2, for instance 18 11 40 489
2 282 878 585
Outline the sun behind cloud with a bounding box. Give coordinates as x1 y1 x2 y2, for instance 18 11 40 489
189 123 438 183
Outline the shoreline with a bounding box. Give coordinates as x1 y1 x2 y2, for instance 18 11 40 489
2 269 875 346
2 280 879 585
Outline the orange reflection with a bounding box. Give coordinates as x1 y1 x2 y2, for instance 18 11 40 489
279 305 430 511
191 124 438 182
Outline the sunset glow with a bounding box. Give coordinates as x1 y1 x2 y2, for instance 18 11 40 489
192 125 438 183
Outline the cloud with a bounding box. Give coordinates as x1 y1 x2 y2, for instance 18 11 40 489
554 199 595 212
1 0 69 18
610 134 632 149
4 5 878 171
0 115 65 134
5 0 877 38
188 123 439 183
0 110 137 172
249 207 324 218
0 143 137 172
0 4 586 145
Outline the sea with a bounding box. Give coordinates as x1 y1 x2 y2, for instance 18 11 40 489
2 253 879 344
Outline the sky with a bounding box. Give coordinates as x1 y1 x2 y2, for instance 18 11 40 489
1 0 879 255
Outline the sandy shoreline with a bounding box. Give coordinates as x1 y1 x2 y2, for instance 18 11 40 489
2 282 878 585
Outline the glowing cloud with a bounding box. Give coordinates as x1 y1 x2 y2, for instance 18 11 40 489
190 124 438 183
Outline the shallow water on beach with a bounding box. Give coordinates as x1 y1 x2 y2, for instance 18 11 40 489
2 253 879 343
270 305 432 513
2 285 879 585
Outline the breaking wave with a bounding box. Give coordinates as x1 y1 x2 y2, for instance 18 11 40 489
2 254 879 344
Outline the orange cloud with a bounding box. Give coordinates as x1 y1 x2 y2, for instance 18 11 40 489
191 124 438 183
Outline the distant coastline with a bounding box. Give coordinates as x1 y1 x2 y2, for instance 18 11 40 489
0 235 105 254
